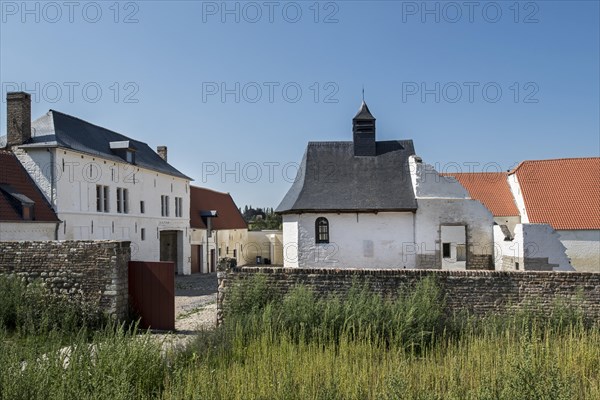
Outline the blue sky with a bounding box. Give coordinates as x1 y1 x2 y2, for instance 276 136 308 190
1 0 599 208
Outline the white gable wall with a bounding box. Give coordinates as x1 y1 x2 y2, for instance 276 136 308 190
507 173 530 223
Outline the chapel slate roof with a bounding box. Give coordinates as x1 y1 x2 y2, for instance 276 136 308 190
276 140 417 213
190 186 248 230
444 172 519 217
511 158 600 230
22 110 191 180
0 150 59 222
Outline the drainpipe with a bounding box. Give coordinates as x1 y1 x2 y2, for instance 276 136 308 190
54 221 62 240
206 230 209 273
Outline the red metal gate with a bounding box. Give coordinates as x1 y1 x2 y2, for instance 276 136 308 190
129 261 175 331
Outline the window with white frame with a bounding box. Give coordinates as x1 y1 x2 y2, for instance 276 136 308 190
96 185 110 212
116 188 129 214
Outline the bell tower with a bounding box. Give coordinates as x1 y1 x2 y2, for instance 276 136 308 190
352 100 376 156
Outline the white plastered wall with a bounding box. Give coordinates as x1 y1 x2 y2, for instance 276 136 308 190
16 146 192 274
282 212 415 269
558 230 600 273
409 156 495 268
0 222 57 240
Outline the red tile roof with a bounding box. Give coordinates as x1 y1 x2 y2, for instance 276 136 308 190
443 172 519 217
190 186 247 230
511 158 600 230
0 150 59 222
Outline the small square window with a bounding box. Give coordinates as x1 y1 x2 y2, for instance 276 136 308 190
141 228 146 241
140 201 145 214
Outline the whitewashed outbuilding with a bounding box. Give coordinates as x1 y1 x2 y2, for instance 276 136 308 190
276 101 495 270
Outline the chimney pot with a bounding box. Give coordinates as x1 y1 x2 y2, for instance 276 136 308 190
6 92 32 149
157 146 168 162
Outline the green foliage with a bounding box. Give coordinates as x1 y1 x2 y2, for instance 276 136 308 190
0 275 106 335
225 273 277 317
1 273 598 399
222 275 445 350
0 323 166 400
242 205 282 231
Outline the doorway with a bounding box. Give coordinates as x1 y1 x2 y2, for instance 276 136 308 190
191 245 201 274
440 225 467 270
160 230 179 274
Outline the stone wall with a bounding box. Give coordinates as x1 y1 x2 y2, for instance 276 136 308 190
0 240 130 319
217 267 600 325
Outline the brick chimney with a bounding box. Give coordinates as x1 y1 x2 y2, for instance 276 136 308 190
157 146 168 162
6 92 32 149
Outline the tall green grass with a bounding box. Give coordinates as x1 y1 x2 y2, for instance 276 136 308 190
0 275 106 336
1 273 598 399
0 323 166 400
224 274 445 349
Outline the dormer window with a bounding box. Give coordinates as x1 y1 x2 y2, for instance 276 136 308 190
110 141 137 164
0 184 35 220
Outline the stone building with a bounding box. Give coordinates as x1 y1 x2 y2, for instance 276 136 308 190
276 101 495 269
1 92 193 274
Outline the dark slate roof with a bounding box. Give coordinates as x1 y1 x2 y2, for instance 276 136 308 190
0 150 59 222
354 101 375 120
276 140 417 213
190 186 247 230
24 110 191 180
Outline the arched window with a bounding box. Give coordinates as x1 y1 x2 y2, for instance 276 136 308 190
315 217 329 244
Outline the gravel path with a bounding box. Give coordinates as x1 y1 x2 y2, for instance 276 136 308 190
152 273 218 353
174 273 218 332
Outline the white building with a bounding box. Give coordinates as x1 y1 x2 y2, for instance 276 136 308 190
447 158 599 273
507 158 599 272
2 92 192 274
276 101 495 270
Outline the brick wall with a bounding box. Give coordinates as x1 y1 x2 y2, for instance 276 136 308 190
0 240 130 319
217 267 600 325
